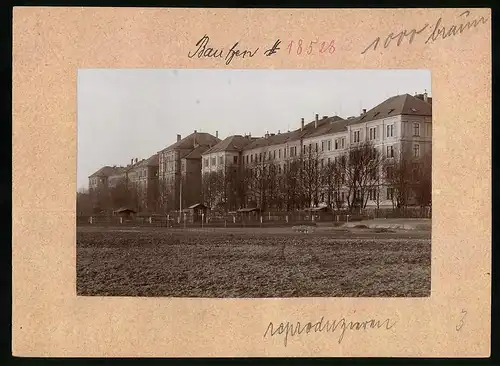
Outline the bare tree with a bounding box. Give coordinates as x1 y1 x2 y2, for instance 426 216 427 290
301 144 323 208
343 141 384 211
321 154 347 211
414 151 432 212
201 171 219 210
384 143 413 209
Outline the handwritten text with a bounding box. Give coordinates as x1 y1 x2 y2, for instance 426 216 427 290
188 35 281 65
264 316 397 347
361 10 488 54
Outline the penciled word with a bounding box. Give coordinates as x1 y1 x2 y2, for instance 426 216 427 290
287 39 336 55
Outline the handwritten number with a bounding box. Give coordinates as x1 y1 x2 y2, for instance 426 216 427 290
307 40 317 55
328 40 336 54
297 39 303 55
456 309 467 331
287 41 293 54
319 42 326 54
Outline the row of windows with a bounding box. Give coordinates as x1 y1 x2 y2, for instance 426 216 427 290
203 155 239 168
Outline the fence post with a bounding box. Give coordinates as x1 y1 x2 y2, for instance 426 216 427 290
120 217 123 224
149 216 152 224
346 215 349 223
260 216 263 227
233 216 236 224
202 213 204 228
183 213 186 228
89 216 93 224
286 215 289 223
225 220 227 228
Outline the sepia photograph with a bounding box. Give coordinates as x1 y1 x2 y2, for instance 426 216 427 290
76 69 432 298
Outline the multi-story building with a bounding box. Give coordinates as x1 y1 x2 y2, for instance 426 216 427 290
158 130 220 213
126 154 159 212
205 92 432 211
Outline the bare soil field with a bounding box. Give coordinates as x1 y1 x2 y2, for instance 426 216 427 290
76 227 431 297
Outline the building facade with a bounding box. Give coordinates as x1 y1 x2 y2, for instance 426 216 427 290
157 131 220 213
87 91 431 214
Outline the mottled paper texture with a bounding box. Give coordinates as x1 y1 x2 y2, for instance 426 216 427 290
12 7 491 357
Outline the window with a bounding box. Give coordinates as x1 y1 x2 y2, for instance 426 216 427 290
353 130 360 143
412 163 420 181
328 140 332 151
259 153 262 162
386 124 394 137
219 156 223 165
273 150 276 159
303 145 306 153
386 145 394 158
211 157 216 166
413 122 420 136
387 187 394 200
279 149 281 159
315 142 318 151
233 156 238 164
250 155 253 163
341 138 346 148
328 157 331 164
204 158 209 167
321 141 325 151
309 143 312 152
278 165 282 174
290 147 294 157
321 159 324 168
369 189 377 201
369 127 376 140
246 155 249 164
413 144 420 157
284 148 287 158
335 139 339 150
320 193 325 202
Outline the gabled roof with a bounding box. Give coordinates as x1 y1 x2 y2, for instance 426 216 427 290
242 115 345 150
137 153 159 167
202 135 255 155
182 145 210 159
160 132 220 152
355 94 432 124
89 166 126 178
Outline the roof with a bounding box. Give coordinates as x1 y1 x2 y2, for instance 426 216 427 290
237 207 261 212
242 115 345 151
354 94 432 124
182 145 210 159
160 132 220 152
89 166 126 178
202 135 255 155
137 153 159 167
188 203 207 209
113 207 137 213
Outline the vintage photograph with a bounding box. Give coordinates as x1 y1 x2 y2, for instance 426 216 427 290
77 69 432 298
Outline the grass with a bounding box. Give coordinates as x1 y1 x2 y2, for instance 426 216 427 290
76 229 431 297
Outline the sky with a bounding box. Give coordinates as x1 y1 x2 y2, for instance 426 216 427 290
77 69 431 190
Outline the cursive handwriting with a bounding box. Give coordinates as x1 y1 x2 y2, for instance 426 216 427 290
225 42 259 65
361 10 488 54
264 316 397 347
188 35 279 65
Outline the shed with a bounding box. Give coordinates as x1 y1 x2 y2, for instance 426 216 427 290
113 207 137 217
237 207 261 219
188 203 208 223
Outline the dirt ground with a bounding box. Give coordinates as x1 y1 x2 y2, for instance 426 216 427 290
76 227 431 298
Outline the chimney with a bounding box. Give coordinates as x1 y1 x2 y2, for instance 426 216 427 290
362 109 367 115
315 114 319 128
216 130 218 138
130 158 134 165
135 158 138 164
301 118 305 130
177 134 181 142
423 89 428 102
278 130 280 134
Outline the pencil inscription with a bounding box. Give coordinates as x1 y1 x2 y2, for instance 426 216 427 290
264 316 397 347
361 10 488 54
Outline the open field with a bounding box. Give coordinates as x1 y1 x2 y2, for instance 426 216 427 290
76 226 431 297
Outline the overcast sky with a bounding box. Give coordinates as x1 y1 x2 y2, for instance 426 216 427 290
77 69 431 190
